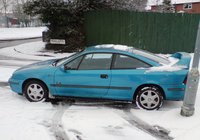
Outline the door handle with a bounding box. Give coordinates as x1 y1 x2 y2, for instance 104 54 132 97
100 74 108 79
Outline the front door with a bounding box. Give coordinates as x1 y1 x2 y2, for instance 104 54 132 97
54 53 113 98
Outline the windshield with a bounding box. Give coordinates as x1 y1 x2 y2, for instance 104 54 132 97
54 52 80 66
133 49 170 65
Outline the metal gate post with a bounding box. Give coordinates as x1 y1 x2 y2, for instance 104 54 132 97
181 21 200 117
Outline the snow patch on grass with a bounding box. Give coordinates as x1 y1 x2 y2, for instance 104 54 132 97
0 41 72 61
0 67 16 82
0 27 46 40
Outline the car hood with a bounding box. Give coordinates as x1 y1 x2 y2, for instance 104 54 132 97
16 59 57 72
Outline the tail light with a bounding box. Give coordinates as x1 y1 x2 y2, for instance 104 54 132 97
183 76 188 85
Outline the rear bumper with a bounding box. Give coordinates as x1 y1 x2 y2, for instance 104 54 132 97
162 84 186 101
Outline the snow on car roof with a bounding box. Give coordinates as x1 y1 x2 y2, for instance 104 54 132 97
86 44 134 52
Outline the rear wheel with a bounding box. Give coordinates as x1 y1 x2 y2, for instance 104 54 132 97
24 80 48 102
136 86 163 110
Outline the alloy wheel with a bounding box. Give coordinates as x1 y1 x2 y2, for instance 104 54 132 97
27 84 45 101
136 87 163 110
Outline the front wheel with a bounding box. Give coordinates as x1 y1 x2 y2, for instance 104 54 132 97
24 80 48 102
136 86 164 110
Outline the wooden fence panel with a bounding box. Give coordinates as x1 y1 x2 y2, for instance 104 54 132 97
84 10 200 53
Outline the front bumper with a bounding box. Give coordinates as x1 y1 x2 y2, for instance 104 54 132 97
8 78 23 94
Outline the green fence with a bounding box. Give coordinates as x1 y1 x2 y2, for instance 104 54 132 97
84 10 200 53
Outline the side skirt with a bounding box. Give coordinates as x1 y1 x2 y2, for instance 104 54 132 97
52 95 132 103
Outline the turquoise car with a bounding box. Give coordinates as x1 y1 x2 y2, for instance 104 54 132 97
9 45 191 110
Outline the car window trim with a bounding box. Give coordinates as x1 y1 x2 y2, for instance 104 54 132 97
111 53 152 70
63 55 83 70
64 52 152 71
77 54 85 70
56 51 83 66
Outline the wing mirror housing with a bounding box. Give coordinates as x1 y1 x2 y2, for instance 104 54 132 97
60 65 72 72
64 65 72 70
61 65 76 71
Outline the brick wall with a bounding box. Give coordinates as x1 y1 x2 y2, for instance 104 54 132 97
151 2 200 13
175 3 200 13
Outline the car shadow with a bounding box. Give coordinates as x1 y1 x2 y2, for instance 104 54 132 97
50 98 138 110
50 98 183 112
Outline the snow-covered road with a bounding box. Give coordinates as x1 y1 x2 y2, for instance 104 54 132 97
0 27 46 41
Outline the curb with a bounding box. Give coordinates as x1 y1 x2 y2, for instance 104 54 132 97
0 82 8 86
0 37 42 41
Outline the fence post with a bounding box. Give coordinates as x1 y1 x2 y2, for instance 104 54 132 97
180 21 200 117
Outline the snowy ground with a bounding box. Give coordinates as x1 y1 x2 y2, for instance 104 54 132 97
0 88 54 140
1 40 200 140
0 27 46 40
0 41 158 140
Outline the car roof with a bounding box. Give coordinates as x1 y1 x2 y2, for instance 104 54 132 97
84 44 170 66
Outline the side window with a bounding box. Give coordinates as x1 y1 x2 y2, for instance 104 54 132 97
113 54 150 69
65 56 83 70
79 53 112 70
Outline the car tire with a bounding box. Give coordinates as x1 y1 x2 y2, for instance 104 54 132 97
24 80 48 102
136 86 163 110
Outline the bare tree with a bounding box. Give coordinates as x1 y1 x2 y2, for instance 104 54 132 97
13 0 30 27
0 0 12 27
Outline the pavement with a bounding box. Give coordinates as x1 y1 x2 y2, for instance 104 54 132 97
0 38 42 49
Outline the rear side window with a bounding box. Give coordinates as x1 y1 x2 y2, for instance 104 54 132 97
113 54 150 69
79 53 113 70
133 49 170 65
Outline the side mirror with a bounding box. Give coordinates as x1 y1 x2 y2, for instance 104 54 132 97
64 65 72 70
